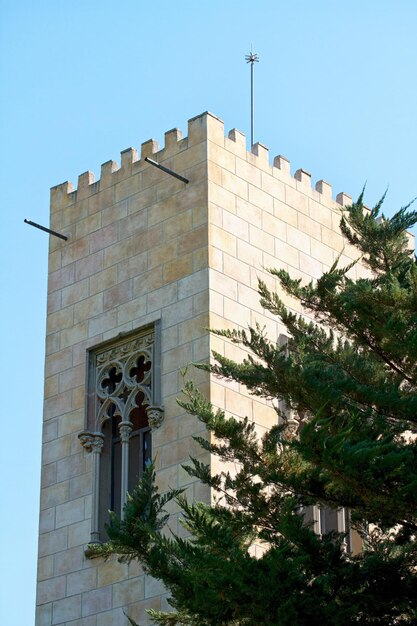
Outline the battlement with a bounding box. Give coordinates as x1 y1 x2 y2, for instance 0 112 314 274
50 111 353 211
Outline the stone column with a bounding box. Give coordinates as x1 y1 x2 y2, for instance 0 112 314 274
118 421 133 518
79 431 104 543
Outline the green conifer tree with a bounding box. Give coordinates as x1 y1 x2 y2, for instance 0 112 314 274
91 195 417 625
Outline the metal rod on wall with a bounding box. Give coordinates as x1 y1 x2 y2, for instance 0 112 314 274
24 219 68 241
144 157 189 184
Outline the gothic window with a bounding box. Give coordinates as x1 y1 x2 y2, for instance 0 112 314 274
79 322 163 543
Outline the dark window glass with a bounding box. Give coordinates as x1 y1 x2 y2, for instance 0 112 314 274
128 399 151 493
320 507 339 534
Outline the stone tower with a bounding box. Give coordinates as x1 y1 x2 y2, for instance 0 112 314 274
36 111 362 625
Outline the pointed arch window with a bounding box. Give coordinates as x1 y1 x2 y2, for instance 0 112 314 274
79 322 163 543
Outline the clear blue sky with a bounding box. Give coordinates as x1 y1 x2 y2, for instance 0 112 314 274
1 1 417 624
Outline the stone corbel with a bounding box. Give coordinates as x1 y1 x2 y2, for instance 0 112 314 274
146 405 164 429
283 417 299 441
78 430 104 453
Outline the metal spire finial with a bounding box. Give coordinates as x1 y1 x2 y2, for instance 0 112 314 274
245 45 259 147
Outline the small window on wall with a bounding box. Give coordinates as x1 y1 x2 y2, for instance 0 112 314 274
79 322 163 543
301 505 353 553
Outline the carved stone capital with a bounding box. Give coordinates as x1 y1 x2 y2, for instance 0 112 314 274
146 405 164 429
119 421 133 443
91 434 104 453
283 418 299 441
78 431 104 453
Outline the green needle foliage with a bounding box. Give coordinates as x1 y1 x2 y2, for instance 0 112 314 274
90 194 417 625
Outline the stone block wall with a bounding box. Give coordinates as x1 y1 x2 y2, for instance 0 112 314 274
36 111 393 625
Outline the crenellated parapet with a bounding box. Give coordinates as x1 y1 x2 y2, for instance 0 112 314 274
50 111 354 213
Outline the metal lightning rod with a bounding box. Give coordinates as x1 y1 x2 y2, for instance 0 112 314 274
245 45 259 147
